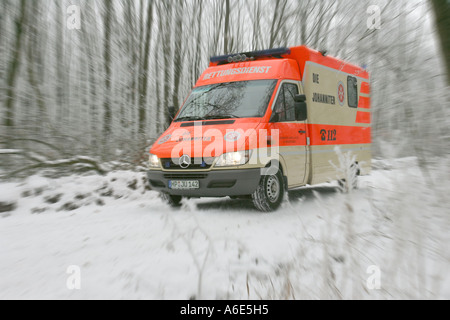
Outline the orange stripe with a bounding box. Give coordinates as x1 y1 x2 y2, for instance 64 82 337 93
358 96 370 109
360 82 370 94
356 111 371 124
307 124 371 146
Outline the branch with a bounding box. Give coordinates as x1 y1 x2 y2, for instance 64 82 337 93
0 149 23 155
2 156 107 179
0 137 66 156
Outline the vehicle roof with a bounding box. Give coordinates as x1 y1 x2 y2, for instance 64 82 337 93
200 45 369 87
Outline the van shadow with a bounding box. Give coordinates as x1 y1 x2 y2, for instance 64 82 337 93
288 185 340 203
195 184 340 211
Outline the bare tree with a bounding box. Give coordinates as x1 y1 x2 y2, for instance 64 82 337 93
138 0 154 135
248 0 263 50
0 0 10 83
54 0 65 125
80 0 100 147
4 0 27 129
431 0 450 85
102 0 114 138
172 0 185 111
223 0 231 54
123 0 138 138
268 0 290 48
209 0 225 56
160 1 174 127
25 0 46 122
192 0 204 84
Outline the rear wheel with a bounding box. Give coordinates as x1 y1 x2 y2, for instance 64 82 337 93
160 193 182 207
251 169 285 212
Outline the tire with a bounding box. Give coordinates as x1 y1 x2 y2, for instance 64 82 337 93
251 169 285 212
160 193 183 207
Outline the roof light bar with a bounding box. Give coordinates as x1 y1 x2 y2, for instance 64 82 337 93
210 47 291 64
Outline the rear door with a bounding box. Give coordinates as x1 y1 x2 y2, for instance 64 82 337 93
270 81 308 187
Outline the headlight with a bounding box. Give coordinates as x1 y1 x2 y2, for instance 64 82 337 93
149 154 160 168
215 150 252 167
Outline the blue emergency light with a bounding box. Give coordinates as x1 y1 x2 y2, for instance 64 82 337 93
210 47 291 64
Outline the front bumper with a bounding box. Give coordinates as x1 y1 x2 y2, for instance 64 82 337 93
147 168 261 197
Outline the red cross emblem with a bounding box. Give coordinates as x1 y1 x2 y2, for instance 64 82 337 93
338 82 345 105
338 84 345 103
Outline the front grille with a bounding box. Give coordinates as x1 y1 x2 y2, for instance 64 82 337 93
161 157 214 170
164 173 208 180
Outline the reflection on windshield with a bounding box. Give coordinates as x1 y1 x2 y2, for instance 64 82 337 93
175 80 277 121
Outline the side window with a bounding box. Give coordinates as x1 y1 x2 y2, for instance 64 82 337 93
274 86 286 121
284 83 298 121
274 83 299 122
347 76 358 108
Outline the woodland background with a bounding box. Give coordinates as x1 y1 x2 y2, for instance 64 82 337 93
1 0 449 177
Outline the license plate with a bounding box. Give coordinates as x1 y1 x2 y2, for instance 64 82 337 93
169 180 200 190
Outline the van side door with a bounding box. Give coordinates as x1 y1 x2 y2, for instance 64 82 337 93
270 81 308 188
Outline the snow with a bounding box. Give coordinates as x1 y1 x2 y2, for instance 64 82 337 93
0 157 449 300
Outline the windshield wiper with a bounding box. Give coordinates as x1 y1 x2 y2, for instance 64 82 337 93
175 116 206 122
176 113 242 122
203 114 241 120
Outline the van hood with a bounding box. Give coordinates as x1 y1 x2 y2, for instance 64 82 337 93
150 118 262 159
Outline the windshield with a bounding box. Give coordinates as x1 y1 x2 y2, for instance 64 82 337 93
175 80 277 121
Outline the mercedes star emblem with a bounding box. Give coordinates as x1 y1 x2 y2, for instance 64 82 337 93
179 155 191 169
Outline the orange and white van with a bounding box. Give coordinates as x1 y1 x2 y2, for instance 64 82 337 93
147 46 371 211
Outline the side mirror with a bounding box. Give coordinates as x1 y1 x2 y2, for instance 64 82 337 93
294 94 306 103
168 106 177 121
294 95 307 121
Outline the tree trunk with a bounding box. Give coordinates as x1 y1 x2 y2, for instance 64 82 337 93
55 0 65 125
162 2 174 128
223 0 231 54
0 1 9 82
80 1 99 148
4 0 27 129
124 0 138 139
103 0 113 137
268 0 288 48
193 0 203 85
154 30 163 135
172 0 184 112
431 0 450 85
26 0 46 122
138 0 154 135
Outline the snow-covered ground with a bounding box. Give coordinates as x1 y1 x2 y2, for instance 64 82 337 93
0 157 449 300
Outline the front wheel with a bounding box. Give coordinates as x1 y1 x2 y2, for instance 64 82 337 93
251 169 285 212
160 193 183 207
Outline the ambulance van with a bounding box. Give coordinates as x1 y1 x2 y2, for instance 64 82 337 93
147 46 371 212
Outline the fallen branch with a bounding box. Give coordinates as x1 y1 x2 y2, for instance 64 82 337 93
2 156 107 179
0 137 67 156
0 149 23 155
